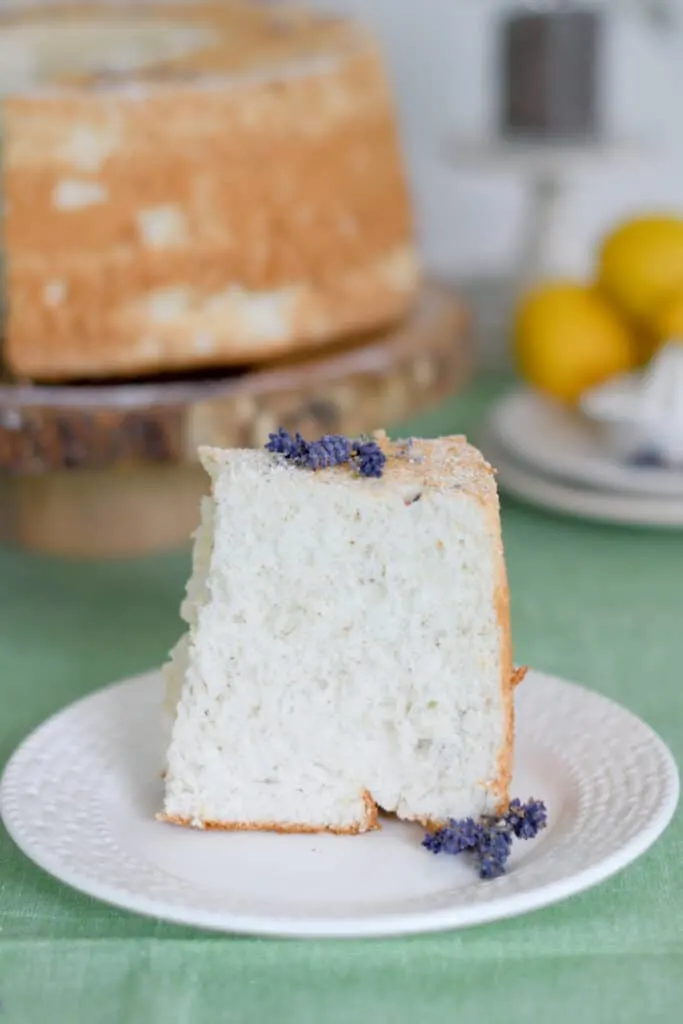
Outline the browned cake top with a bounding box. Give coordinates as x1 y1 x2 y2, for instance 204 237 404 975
200 433 498 506
0 1 368 95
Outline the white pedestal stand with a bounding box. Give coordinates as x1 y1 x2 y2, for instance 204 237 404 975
439 136 650 365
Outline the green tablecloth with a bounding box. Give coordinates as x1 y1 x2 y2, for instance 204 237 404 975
1 375 682 1024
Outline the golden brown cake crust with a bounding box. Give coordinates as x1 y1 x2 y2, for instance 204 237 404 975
1 2 369 88
1 2 417 381
491 489 515 814
158 789 380 834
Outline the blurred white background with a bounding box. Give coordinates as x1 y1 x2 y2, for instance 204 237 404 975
308 0 683 283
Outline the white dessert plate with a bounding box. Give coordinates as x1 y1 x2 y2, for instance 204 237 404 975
490 388 683 497
480 429 683 528
1 670 678 939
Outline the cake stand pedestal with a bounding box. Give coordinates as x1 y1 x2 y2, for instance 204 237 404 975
441 136 650 286
0 281 471 559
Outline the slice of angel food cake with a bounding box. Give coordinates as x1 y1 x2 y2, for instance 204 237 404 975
160 428 544 878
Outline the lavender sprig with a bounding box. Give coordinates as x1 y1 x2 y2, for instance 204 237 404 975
422 798 547 880
505 798 548 840
476 824 514 880
628 448 666 469
265 428 385 478
423 816 483 856
352 440 387 479
307 434 353 470
265 427 304 460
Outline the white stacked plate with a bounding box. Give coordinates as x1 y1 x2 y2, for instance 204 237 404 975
479 388 683 528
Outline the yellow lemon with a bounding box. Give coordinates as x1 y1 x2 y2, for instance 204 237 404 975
597 214 683 324
513 281 637 404
648 287 683 349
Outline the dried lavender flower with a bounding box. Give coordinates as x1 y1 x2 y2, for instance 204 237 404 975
504 798 547 840
476 823 514 880
423 817 484 856
352 440 386 478
422 798 547 880
265 427 297 458
628 448 666 469
265 428 385 478
266 428 312 466
309 434 352 469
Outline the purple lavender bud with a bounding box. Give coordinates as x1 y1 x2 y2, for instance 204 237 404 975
304 434 353 470
443 817 485 854
283 432 308 465
422 830 445 854
265 427 296 456
353 440 386 478
303 441 324 470
422 817 484 856
320 434 352 465
506 798 548 840
265 427 384 476
422 797 547 880
476 826 513 879
629 448 666 469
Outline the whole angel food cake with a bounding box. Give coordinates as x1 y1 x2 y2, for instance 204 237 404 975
161 430 522 834
0 1 417 381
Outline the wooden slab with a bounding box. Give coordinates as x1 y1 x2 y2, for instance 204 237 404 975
0 282 471 558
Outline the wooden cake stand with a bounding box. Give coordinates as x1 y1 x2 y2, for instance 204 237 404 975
0 282 471 558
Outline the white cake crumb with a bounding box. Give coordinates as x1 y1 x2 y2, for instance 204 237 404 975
52 179 109 211
161 435 513 834
43 280 68 307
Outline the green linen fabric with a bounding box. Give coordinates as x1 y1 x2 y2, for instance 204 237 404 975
1 375 681 1024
